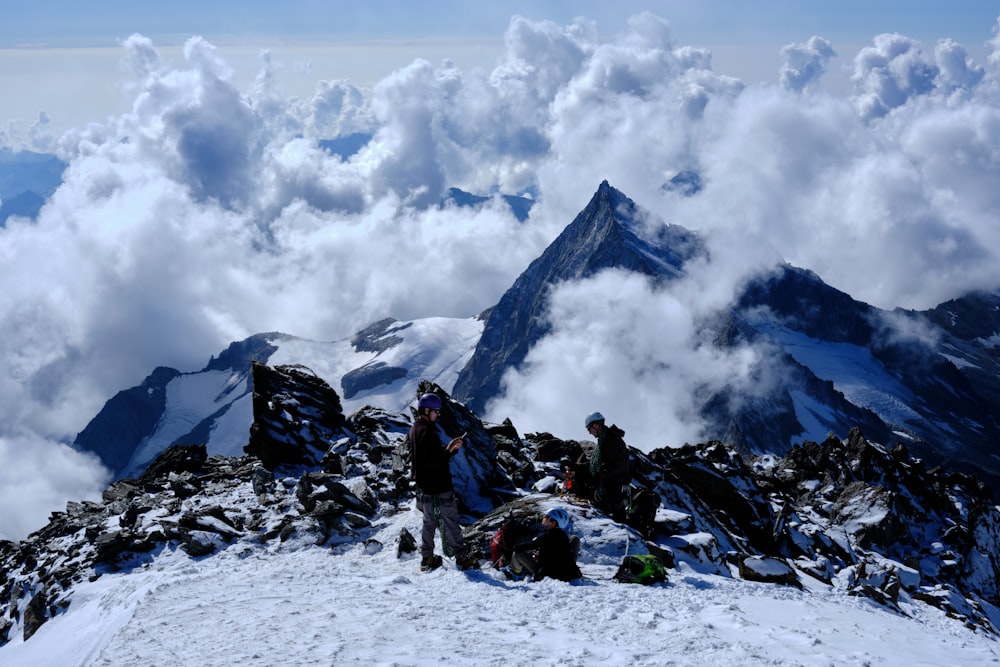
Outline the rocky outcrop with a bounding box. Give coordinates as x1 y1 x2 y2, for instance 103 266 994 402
350 318 408 354
246 362 347 470
341 362 408 399
751 428 1000 630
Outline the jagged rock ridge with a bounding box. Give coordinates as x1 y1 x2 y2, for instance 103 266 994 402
453 179 705 412
738 267 1000 488
4 363 999 646
453 181 1000 489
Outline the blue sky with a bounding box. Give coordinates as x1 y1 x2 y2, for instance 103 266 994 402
2 1 998 138
2 1 997 47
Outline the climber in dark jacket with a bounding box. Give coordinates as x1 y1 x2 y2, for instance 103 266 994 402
585 411 631 521
409 392 478 571
503 508 582 582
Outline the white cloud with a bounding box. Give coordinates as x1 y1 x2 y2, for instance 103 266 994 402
302 78 372 139
780 36 836 93
0 434 108 542
485 266 769 448
935 38 985 90
871 308 943 349
849 33 939 121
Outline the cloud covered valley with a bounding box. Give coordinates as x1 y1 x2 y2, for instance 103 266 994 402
2 12 1000 540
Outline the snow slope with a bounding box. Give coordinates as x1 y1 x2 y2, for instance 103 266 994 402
121 370 253 477
4 504 998 667
272 316 485 416
756 324 924 428
116 317 482 478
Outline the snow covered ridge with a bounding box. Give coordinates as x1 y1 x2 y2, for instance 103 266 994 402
3 363 1000 654
75 316 484 480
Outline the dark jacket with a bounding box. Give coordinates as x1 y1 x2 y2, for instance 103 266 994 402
517 526 582 582
409 416 455 495
590 424 630 486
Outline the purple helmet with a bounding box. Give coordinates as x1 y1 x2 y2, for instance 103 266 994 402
418 393 442 411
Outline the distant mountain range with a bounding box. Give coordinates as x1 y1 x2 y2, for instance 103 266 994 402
0 149 66 225
0 143 536 224
71 181 1000 493
318 132 535 221
5 176 998 651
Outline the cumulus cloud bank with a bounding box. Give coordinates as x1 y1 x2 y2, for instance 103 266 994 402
486 255 775 449
3 12 1000 539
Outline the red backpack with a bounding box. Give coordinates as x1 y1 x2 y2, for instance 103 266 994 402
489 515 528 568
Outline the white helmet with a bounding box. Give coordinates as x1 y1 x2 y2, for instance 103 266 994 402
545 507 570 530
584 411 605 428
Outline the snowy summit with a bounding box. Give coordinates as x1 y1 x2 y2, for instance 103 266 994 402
2 364 1000 666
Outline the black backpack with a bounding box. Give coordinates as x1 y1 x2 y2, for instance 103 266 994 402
625 487 659 537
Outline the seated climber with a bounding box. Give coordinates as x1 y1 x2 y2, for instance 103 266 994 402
502 508 582 582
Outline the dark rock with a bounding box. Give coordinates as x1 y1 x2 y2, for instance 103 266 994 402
532 433 581 463
202 333 285 372
296 472 375 519
350 318 408 354
343 512 371 529
278 522 296 542
180 533 218 557
341 362 408 399
645 542 676 569
397 528 417 557
251 464 273 497
93 531 132 564
246 362 347 470
138 444 208 483
22 589 48 641
738 556 800 587
178 506 241 538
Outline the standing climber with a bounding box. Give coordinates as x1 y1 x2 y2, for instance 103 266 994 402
409 392 479 571
584 411 631 521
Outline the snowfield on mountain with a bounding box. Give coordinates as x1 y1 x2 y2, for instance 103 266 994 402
5 503 1000 667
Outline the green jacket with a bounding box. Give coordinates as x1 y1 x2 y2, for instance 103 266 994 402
589 423 630 485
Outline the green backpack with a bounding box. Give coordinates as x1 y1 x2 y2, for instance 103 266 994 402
613 554 668 585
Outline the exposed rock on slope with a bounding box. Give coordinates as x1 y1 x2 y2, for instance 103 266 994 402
740 268 1000 488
